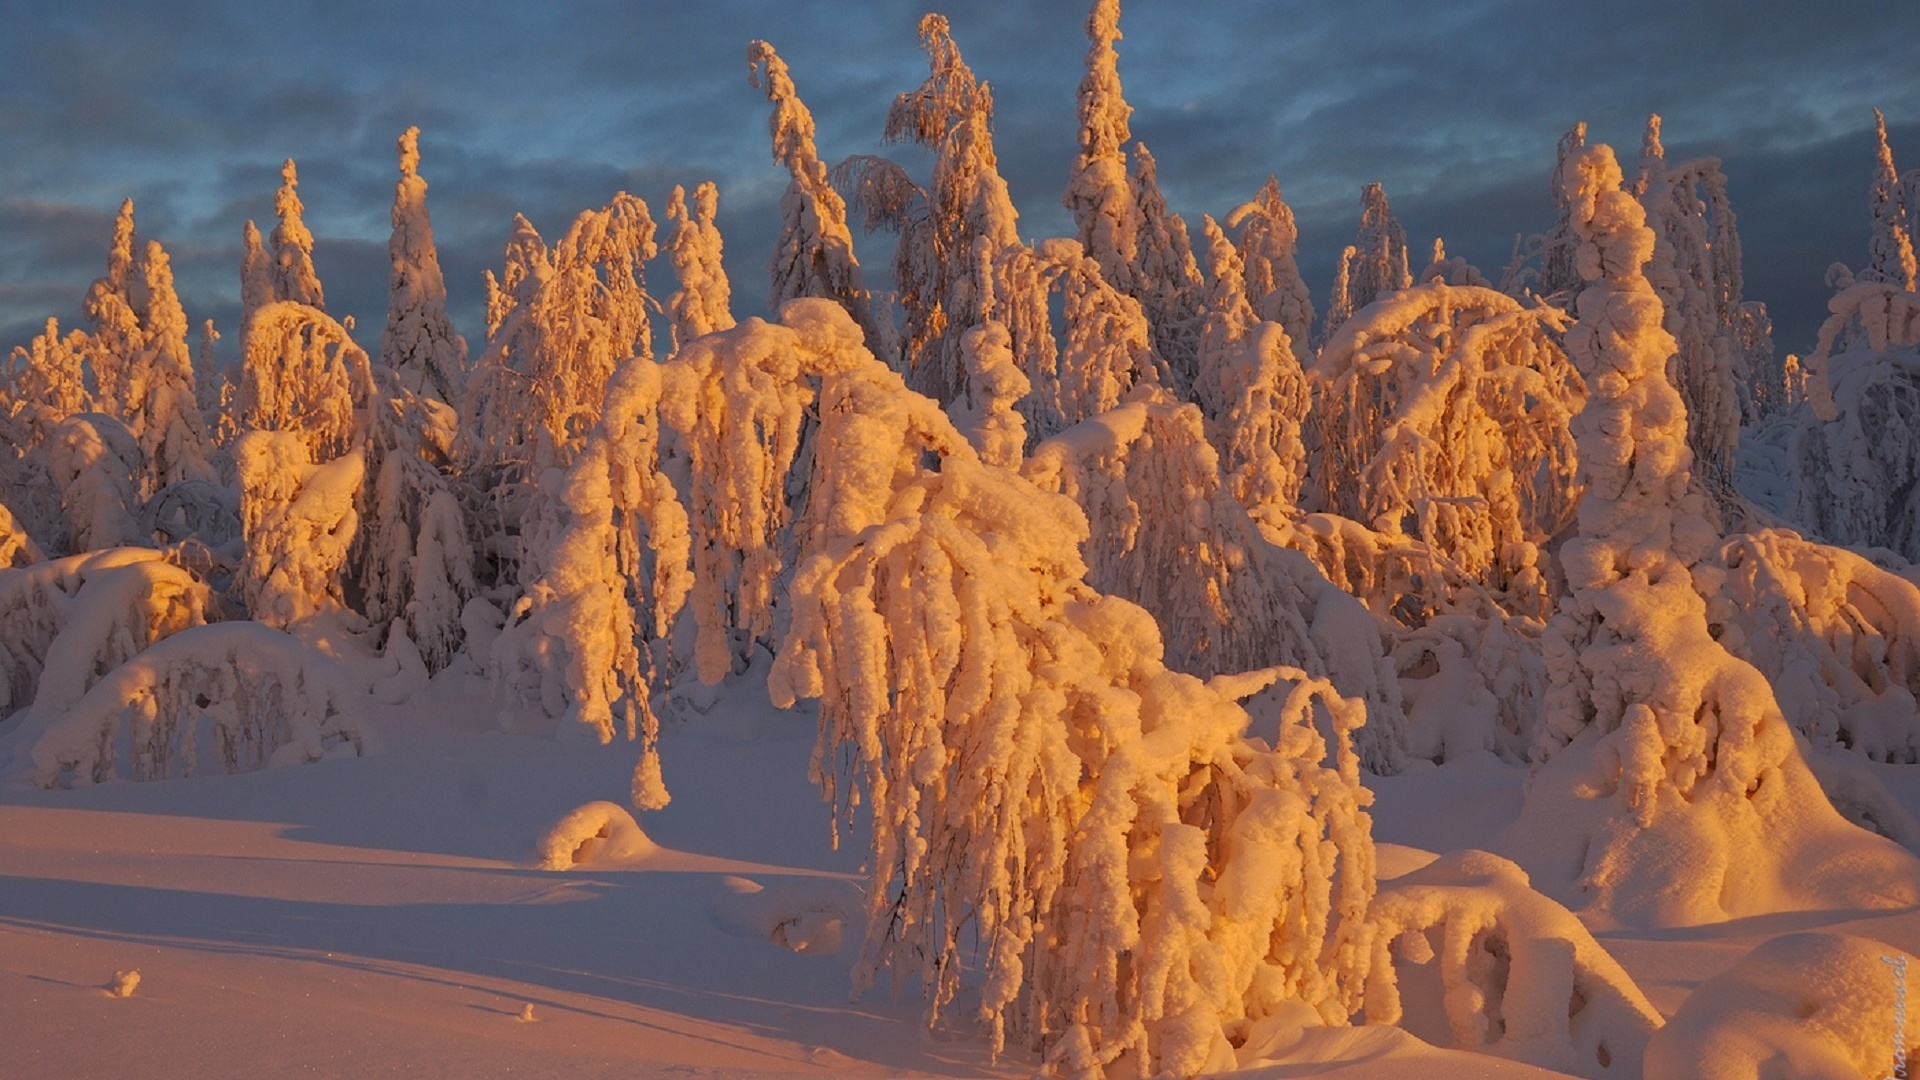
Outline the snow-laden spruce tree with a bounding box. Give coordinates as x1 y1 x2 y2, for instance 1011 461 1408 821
492 347 691 809
767 300 1380 1077
664 182 735 349
1048 240 1163 430
382 127 468 404
45 413 146 554
127 240 216 497
748 41 889 359
0 318 91 552
882 14 1022 405
235 302 368 627
1307 281 1579 621
1022 396 1409 772
1419 238 1490 287
1063 0 1137 294
947 320 1029 468
1339 183 1412 319
271 159 326 310
1636 115 1755 517
1191 215 1310 525
1129 142 1205 388
1227 176 1315 349
1864 108 1919 292
1508 143 1920 927
81 199 143 419
240 219 275 328
1500 121 1589 306
1790 280 1920 561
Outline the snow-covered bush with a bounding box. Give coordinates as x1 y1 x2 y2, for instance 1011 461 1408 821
772 302 1381 1075
1513 143 1920 927
1364 850 1662 1079
534 800 656 869
1308 282 1578 621
0 548 203 724
1391 612 1544 764
1644 933 1919 1080
26 621 366 787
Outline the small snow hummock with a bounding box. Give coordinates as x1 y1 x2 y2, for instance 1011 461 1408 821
1644 933 1920 1080
534 801 657 870
107 969 140 998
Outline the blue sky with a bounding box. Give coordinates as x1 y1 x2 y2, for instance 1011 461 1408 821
3 0 1917 364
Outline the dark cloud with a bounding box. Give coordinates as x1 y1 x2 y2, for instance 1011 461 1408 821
3 0 1916 365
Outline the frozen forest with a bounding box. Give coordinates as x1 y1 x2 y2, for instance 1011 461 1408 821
3 4 1920 1079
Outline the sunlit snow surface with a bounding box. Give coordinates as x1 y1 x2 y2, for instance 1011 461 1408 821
3 655 1916 1078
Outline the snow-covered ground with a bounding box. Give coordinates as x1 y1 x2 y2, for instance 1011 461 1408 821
5 657 1916 1079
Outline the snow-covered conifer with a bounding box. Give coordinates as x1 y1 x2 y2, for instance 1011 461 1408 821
1227 175 1314 347
240 220 275 330
381 127 468 403
127 240 215 495
1419 237 1490 287
82 199 144 418
1865 108 1919 291
1050 242 1162 430
271 159 326 310
748 42 889 359
1318 244 1357 351
0 502 43 569
1501 122 1588 305
1129 142 1205 386
1063 0 1137 294
881 14 1022 405
234 429 364 628
1513 143 1920 927
492 349 690 807
664 182 735 350
1345 182 1412 313
1193 216 1310 523
45 413 146 553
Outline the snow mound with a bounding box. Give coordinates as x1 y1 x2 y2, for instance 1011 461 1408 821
1644 932 1920 1080
710 875 857 954
533 800 657 870
1364 849 1662 1079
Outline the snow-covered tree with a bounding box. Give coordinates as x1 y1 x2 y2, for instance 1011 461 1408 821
1227 175 1314 348
1500 121 1588 305
1308 282 1579 621
234 429 364 629
127 240 215 496
240 219 275 328
769 300 1381 1074
1049 240 1163 430
0 502 40 569
492 350 690 808
664 182 735 350
1342 182 1412 316
947 320 1028 467
1791 281 1920 560
82 199 143 418
1419 238 1490 287
1023 398 1409 773
241 301 361 463
881 14 1022 406
1636 114 1755 518
46 413 145 553
1864 108 1919 291
1129 142 1205 386
271 159 326 310
382 127 468 404
1511 142 1920 927
1192 215 1310 524
748 42 888 359
1063 0 1137 294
